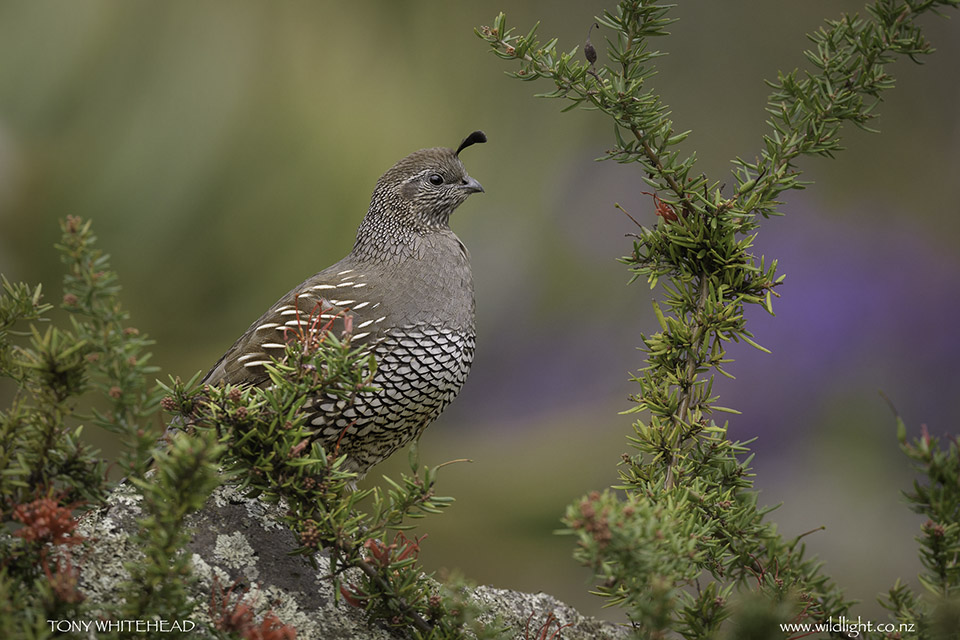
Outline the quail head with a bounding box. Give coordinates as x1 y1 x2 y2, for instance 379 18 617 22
202 131 487 474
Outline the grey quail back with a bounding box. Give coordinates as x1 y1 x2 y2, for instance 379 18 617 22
203 132 487 474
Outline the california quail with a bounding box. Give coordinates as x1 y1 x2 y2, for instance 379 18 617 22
202 131 487 475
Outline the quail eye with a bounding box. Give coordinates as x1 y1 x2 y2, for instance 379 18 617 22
428 173 444 186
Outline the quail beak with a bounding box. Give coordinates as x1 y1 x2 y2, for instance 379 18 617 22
461 176 484 194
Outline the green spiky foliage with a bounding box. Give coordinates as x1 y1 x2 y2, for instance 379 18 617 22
478 1 959 637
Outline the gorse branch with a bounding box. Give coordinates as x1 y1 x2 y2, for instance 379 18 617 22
161 324 499 639
123 431 222 628
479 0 958 636
2 218 495 639
0 216 214 639
57 215 163 478
733 1 948 218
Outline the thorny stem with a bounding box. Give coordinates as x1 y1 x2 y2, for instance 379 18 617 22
496 21 712 489
488 23 690 209
636 130 686 203
619 13 688 210
628 106 709 491
479 0 960 633
620 8 704 491
664 272 710 489
337 542 434 635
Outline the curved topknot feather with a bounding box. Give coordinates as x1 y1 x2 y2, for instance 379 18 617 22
456 131 487 156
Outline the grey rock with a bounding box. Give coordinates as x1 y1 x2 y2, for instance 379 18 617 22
75 484 629 639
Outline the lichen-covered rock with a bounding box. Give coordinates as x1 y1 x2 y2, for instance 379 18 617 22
75 484 628 640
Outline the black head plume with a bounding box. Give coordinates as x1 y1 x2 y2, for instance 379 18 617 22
456 131 487 156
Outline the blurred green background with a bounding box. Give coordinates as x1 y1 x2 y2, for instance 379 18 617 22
1 0 958 623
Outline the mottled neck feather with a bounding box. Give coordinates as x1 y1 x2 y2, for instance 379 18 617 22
351 192 451 263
